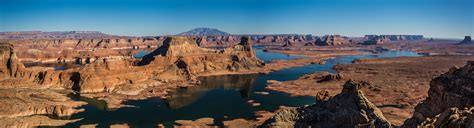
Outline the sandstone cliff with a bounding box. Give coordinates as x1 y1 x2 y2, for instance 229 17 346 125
0 43 68 88
261 80 391 128
402 61 474 127
313 35 350 46
192 35 316 47
8 37 164 62
361 36 390 45
138 36 263 80
2 35 265 94
62 36 263 93
0 43 25 78
0 45 87 127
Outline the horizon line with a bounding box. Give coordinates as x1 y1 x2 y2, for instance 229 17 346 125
0 30 469 40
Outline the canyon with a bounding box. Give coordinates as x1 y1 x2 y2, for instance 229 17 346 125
0 30 472 127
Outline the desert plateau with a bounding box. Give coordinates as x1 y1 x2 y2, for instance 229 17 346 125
0 0 473 128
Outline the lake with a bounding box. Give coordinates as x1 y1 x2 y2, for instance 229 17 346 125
63 50 423 127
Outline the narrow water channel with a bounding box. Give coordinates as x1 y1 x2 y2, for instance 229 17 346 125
63 49 423 127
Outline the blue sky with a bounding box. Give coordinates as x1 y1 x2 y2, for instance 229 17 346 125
0 0 472 38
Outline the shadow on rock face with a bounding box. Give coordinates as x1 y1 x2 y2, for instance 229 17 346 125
70 72 81 92
261 80 391 128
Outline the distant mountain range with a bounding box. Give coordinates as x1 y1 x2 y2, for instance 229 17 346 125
177 27 231 36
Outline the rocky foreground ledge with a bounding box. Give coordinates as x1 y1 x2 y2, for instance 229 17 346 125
403 61 474 127
262 80 392 127
0 88 86 127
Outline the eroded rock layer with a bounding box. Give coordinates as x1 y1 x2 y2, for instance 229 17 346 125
361 36 390 45
402 61 474 127
313 35 350 46
0 88 86 128
138 36 263 80
261 80 391 128
1 35 264 94
0 43 67 88
7 37 164 62
418 107 474 127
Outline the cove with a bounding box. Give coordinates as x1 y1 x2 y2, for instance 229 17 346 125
63 50 423 127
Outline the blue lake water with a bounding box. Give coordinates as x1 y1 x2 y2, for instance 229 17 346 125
256 50 305 63
64 50 423 127
133 50 150 58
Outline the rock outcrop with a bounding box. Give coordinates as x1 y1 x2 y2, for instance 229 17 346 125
456 36 472 45
0 28 317 48
361 36 390 45
1 43 57 87
69 36 263 93
191 35 317 47
418 107 473 127
0 43 25 78
261 80 391 128
313 35 349 46
402 61 474 127
316 73 343 83
282 40 295 47
0 88 86 128
0 115 81 128
2 35 264 94
8 37 164 62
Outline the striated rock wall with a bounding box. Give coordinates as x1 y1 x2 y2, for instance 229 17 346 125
194 35 316 47
7 37 164 61
138 36 264 81
0 88 86 127
70 56 151 93
6 35 319 61
361 35 390 45
402 61 474 127
0 43 25 78
312 35 350 46
261 80 391 127
2 35 264 94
